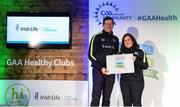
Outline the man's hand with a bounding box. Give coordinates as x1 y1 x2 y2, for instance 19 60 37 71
101 67 110 75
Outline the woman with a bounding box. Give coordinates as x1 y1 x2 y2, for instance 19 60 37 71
120 33 148 107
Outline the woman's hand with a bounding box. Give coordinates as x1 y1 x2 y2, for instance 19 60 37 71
133 56 136 62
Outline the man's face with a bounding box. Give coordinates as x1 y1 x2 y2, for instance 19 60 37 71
103 20 114 33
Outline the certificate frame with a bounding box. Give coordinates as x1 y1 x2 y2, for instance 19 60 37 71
106 54 135 74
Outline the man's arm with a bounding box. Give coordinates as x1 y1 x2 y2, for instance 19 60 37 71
88 35 104 71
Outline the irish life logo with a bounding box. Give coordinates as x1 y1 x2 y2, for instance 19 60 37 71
15 24 38 32
5 83 30 106
16 24 19 31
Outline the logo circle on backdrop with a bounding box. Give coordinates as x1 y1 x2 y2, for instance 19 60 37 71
94 2 119 25
5 83 30 106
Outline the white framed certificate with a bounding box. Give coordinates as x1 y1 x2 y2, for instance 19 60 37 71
106 54 134 74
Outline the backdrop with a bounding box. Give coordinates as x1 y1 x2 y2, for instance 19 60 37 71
89 0 180 107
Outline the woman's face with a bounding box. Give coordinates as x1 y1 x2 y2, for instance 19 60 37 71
124 35 133 49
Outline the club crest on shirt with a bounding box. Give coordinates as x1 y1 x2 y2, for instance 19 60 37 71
134 52 139 56
101 38 106 42
112 38 117 43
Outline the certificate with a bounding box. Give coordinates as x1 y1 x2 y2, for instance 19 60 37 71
106 54 134 74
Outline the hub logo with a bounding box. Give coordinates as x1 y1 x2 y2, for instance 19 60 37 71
5 83 30 106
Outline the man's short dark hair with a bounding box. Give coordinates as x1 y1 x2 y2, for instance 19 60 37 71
103 16 115 25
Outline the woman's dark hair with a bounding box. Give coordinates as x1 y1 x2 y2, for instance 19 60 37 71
121 33 139 52
103 16 115 25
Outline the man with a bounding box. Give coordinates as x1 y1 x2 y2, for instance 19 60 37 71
89 17 119 106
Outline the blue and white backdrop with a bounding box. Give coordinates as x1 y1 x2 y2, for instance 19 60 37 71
89 0 180 107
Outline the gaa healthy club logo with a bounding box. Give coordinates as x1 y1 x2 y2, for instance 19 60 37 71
94 1 119 25
5 83 30 106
